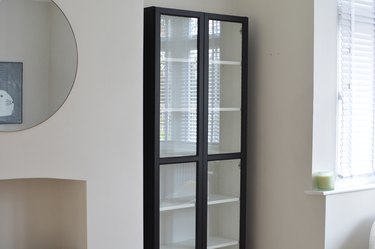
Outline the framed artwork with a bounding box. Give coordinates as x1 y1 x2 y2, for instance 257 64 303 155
0 62 22 124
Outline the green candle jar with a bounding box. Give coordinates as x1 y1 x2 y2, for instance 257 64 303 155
313 171 335 191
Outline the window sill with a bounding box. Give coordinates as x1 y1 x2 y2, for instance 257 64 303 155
305 183 375 196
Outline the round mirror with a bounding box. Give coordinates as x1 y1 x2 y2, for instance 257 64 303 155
0 0 77 131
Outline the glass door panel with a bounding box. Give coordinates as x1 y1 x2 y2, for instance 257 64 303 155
160 163 196 248
208 20 242 155
207 160 240 249
160 15 199 158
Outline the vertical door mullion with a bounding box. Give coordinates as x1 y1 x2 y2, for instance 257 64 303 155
201 13 210 249
196 11 206 249
240 18 248 249
154 8 161 249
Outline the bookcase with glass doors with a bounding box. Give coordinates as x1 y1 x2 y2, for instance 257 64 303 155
144 7 248 249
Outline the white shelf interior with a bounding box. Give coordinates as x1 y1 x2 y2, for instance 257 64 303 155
160 57 241 66
207 237 239 249
159 18 243 249
160 142 196 158
208 194 239 205
160 108 197 113
160 194 239 212
160 107 241 113
161 236 238 249
160 196 195 212
161 57 197 63
209 60 241 65
209 107 240 112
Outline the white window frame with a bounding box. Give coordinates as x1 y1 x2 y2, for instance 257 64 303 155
313 0 375 188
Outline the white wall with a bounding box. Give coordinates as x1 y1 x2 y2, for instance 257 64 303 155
325 190 375 249
0 179 86 249
0 0 143 248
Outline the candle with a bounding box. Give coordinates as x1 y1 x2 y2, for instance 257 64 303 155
314 171 335 191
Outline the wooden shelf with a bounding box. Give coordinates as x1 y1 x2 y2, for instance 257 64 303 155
161 236 238 249
160 194 239 212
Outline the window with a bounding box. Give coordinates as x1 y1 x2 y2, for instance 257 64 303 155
337 0 375 178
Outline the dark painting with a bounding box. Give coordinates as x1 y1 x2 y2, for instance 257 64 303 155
0 62 22 124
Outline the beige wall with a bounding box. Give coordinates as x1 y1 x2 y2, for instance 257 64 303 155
48 2 77 115
0 0 77 131
0 179 86 249
237 0 326 248
0 0 143 248
0 0 350 248
144 0 239 15
0 0 50 130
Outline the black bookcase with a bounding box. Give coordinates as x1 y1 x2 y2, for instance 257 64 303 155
144 6 248 249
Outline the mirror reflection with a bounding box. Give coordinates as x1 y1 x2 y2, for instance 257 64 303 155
0 0 77 131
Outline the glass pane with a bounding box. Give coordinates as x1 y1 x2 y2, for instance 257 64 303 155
160 15 198 158
160 163 196 248
208 20 242 155
207 160 240 248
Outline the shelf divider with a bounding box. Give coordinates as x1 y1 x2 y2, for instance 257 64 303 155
160 194 239 212
160 236 239 249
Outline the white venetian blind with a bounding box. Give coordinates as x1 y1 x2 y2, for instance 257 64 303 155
338 0 375 177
